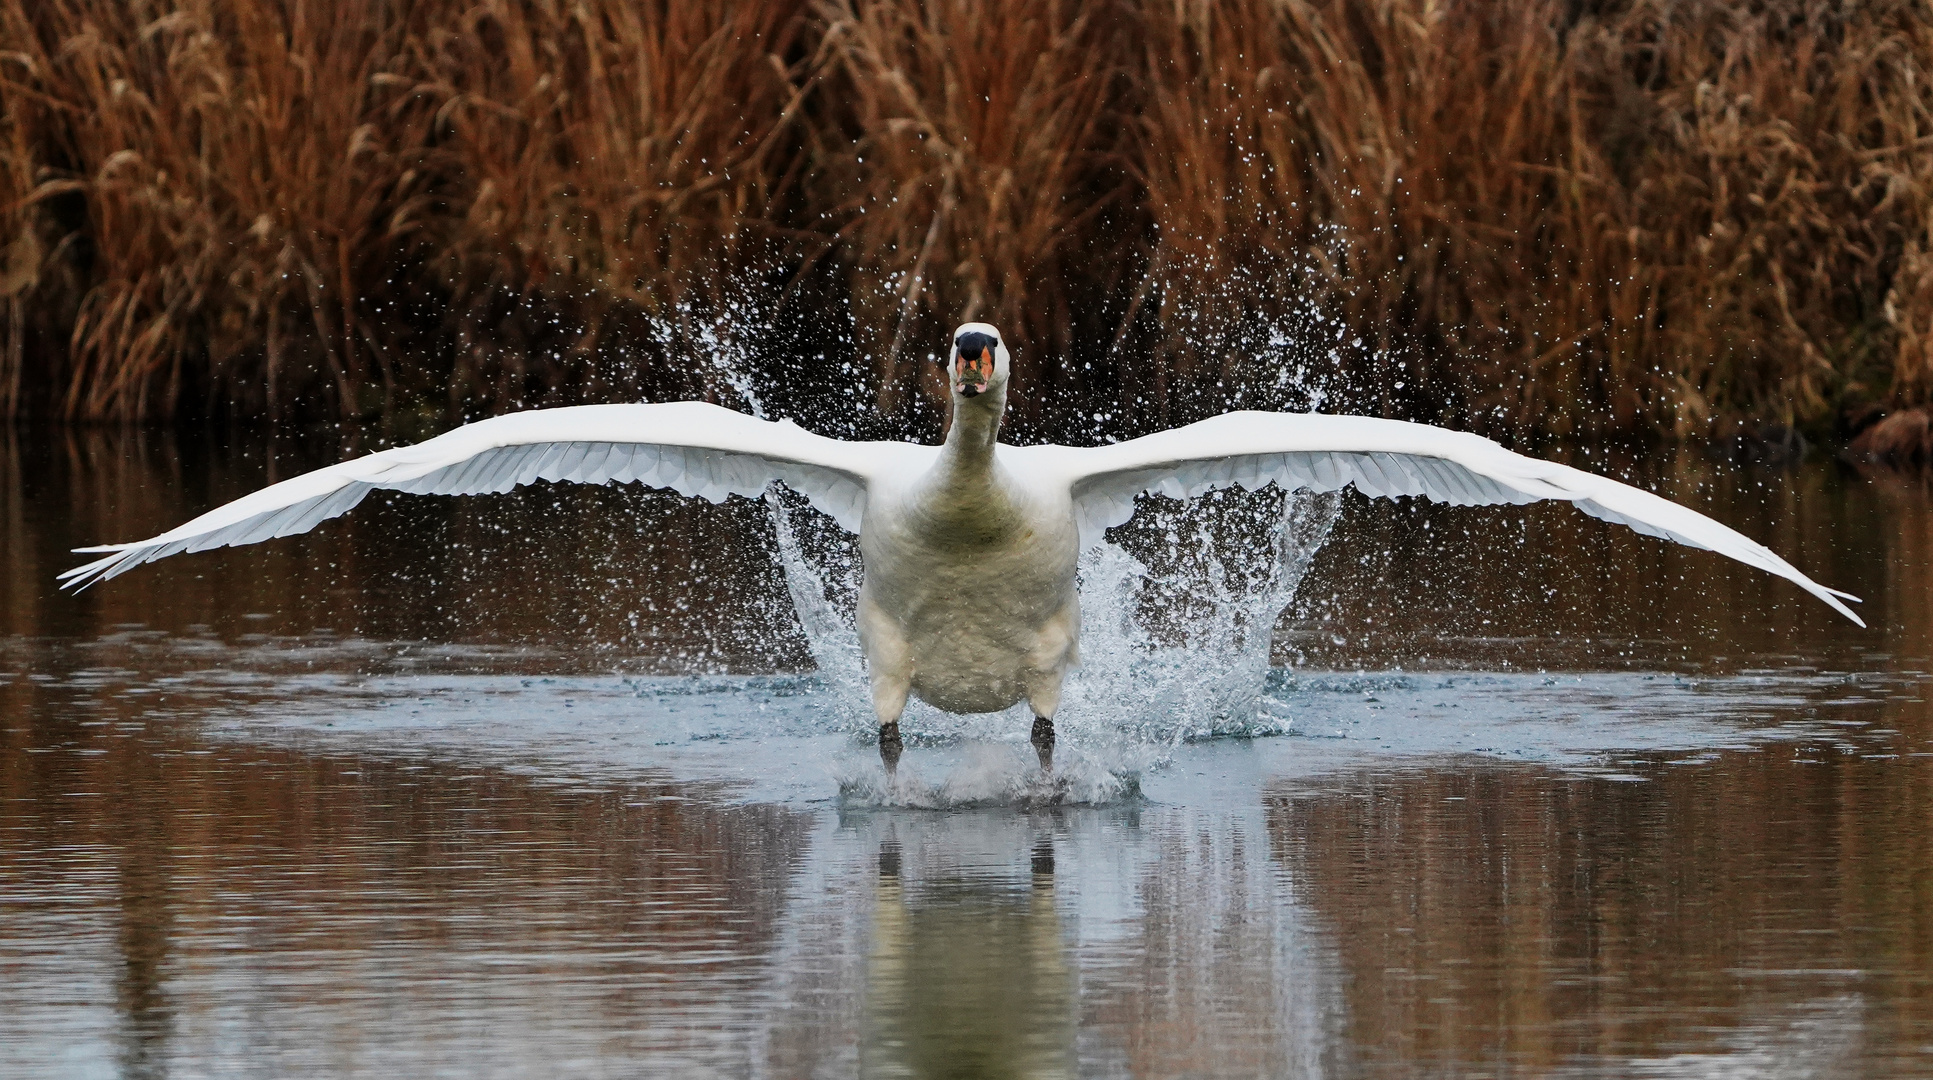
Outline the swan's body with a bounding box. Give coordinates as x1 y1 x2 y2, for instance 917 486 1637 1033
63 321 1863 771
858 370 1082 726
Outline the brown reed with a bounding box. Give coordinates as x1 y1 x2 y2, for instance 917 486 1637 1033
402 0 816 415
809 0 1137 431
2 0 1930 446
0 0 812 423
1130 0 1933 440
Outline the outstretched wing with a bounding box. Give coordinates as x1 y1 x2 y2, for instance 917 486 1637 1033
1037 410 1862 625
61 402 887 590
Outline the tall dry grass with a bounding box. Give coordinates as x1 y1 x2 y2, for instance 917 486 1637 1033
4 0 416 421
1131 0 1933 439
811 0 1135 431
3 0 1931 443
406 0 815 415
1 0 812 423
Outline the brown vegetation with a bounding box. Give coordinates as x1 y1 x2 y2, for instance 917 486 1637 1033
1846 404 1933 465
2 0 1931 443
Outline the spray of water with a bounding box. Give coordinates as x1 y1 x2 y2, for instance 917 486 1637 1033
762 480 1340 748
1062 486 1341 745
765 486 867 703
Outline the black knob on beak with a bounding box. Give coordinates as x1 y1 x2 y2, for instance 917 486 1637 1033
952 331 996 362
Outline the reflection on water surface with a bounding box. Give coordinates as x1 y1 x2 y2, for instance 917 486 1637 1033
3 427 1933 1077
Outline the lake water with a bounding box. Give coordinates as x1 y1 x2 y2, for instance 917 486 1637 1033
3 425 1931 1078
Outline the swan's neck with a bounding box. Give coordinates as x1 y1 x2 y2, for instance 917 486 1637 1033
911 387 1015 538
939 386 1005 472
931 388 1012 498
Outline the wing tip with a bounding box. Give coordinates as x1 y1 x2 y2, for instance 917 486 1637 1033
58 547 142 592
1816 589 1866 627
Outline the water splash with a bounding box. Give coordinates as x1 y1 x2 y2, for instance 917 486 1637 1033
832 744 1142 809
765 486 867 714
644 281 777 420
763 479 1341 752
1061 486 1341 746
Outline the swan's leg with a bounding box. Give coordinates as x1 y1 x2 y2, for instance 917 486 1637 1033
1024 598 1078 772
858 589 913 776
1030 715 1056 770
1025 665 1067 771
877 686 909 775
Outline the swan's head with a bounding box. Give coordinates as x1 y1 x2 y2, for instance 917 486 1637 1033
945 322 1010 399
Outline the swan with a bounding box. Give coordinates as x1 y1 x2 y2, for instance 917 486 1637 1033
62 321 1862 772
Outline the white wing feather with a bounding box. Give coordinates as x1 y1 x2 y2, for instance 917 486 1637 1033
60 402 888 590
1030 411 1863 626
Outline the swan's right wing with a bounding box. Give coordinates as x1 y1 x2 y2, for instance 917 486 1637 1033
1040 410 1862 625
62 402 891 589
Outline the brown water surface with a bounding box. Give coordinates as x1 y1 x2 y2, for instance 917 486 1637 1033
3 426 1931 1078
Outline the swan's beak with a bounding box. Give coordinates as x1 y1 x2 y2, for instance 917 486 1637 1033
947 328 1000 397
955 347 993 397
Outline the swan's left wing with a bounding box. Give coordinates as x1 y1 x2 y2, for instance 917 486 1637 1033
61 402 886 590
1042 410 1862 625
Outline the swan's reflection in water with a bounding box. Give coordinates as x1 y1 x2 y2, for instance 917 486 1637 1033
863 833 1075 1078
748 799 1347 1078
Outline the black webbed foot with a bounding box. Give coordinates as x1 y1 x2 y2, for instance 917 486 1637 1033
1030 715 1055 771
879 722 904 777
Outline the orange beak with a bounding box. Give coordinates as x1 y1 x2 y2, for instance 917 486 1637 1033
956 347 993 397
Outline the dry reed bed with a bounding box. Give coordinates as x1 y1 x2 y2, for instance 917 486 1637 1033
2 0 1930 444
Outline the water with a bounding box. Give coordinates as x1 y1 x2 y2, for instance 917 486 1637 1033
4 426 1932 1077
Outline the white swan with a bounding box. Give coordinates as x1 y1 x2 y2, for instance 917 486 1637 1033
63 321 1862 770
